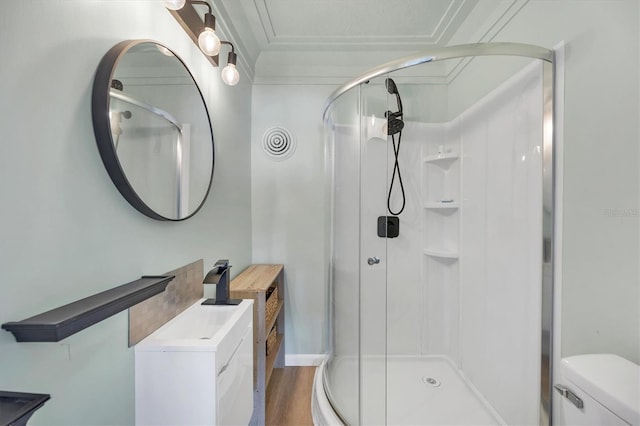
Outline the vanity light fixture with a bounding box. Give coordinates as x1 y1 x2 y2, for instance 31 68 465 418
165 0 221 56
220 41 240 86
164 0 241 85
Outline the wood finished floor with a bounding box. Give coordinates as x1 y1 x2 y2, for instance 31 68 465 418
265 366 316 426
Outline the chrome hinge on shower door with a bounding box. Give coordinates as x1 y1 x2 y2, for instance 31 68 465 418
554 384 584 409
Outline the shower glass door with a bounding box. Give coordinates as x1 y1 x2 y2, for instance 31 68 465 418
324 75 393 425
359 75 390 425
324 86 362 425
324 45 553 426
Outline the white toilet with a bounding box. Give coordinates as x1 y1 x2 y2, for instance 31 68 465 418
555 353 640 426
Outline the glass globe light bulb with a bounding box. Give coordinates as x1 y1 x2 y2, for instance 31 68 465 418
198 28 221 56
164 0 186 10
221 63 240 86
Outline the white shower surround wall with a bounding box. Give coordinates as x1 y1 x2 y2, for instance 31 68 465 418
457 62 543 425
328 61 544 425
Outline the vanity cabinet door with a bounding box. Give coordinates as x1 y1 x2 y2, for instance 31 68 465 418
217 324 253 425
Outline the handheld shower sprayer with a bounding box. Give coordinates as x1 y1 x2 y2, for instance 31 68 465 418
386 78 403 114
385 78 404 135
384 78 406 216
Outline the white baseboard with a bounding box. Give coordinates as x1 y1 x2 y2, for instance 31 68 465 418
285 354 327 366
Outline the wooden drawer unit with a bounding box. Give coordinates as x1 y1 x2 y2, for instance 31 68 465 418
230 264 285 425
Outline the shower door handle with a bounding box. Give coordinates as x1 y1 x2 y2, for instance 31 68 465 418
367 257 380 265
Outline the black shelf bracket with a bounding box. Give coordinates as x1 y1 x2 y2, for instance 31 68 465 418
1 275 175 342
0 391 50 426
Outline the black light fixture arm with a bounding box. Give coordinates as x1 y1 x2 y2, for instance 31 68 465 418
189 0 215 30
188 0 212 14
220 40 237 64
220 40 235 53
220 40 234 51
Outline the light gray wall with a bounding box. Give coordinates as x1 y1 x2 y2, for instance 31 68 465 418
0 1 252 424
444 0 639 363
489 0 639 364
250 85 332 357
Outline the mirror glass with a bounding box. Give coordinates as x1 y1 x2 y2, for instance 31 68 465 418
92 40 214 221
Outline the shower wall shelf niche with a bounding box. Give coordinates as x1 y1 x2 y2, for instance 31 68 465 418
1 275 175 342
424 202 460 210
424 249 459 260
423 144 460 256
423 152 459 168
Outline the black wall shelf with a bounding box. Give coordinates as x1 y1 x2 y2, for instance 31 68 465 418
1 275 174 342
0 391 50 426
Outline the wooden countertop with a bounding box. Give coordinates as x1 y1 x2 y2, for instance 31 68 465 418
231 264 284 293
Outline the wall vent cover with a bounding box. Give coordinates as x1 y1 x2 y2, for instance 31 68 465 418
262 126 296 161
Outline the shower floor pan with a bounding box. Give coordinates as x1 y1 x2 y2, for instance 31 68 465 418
325 355 503 425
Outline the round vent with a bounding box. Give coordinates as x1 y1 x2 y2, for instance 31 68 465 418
262 126 296 161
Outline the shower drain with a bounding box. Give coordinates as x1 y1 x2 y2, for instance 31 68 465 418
422 376 441 387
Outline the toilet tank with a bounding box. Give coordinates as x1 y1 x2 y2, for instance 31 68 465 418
554 354 640 426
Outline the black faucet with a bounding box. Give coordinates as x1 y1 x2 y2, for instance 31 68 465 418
201 259 242 305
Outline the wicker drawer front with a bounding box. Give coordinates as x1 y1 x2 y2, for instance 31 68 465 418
265 286 279 326
266 325 277 356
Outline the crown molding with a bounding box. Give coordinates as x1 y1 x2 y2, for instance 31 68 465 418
209 0 256 82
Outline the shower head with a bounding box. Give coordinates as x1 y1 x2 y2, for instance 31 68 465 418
385 78 398 95
384 78 403 134
121 110 132 119
385 78 403 115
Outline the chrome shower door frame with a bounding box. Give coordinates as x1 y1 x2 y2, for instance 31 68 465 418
323 42 556 425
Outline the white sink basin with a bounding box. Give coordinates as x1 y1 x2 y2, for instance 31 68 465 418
135 298 252 352
135 298 254 425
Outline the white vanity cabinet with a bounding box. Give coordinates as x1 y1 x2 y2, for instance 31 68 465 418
135 299 254 425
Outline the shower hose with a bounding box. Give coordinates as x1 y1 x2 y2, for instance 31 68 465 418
387 130 406 215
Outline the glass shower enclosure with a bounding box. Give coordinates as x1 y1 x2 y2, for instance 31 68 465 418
322 43 554 426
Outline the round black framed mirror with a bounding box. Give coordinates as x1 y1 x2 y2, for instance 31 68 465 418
92 40 214 221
